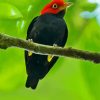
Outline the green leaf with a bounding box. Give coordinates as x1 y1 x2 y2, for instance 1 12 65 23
0 3 23 19
80 3 97 12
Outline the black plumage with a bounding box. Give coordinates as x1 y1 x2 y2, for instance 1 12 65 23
25 11 68 89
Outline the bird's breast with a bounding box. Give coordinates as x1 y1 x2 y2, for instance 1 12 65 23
29 14 66 45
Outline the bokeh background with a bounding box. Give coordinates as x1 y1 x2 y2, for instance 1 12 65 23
0 0 100 100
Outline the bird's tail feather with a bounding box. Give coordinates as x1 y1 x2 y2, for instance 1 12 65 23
25 74 39 89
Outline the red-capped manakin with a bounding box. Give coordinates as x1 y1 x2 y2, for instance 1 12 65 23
25 0 72 89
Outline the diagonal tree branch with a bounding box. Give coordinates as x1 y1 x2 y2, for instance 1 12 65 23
0 33 100 64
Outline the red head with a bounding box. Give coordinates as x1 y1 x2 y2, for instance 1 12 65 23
41 0 72 15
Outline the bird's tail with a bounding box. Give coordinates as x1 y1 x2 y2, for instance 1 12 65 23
25 74 39 89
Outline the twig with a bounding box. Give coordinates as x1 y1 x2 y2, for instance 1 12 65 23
0 33 100 64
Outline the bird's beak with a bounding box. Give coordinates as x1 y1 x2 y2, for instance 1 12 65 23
59 2 73 11
65 2 73 8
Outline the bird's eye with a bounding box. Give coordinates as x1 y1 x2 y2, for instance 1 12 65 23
52 3 58 9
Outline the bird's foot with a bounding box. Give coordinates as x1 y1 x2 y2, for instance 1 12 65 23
47 43 57 62
28 39 33 42
53 43 57 47
28 39 33 56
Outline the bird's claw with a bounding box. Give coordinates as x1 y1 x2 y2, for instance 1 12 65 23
53 43 57 47
28 39 33 42
28 39 33 56
47 43 57 62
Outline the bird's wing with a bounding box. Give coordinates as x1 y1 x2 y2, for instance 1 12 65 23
61 25 68 46
27 16 38 38
47 25 68 71
25 16 38 67
53 24 68 47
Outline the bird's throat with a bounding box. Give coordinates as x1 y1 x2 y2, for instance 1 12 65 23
56 9 66 18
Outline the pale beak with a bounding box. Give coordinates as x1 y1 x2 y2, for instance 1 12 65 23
59 2 73 11
65 2 73 8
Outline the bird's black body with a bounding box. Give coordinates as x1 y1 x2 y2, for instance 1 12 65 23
25 12 68 89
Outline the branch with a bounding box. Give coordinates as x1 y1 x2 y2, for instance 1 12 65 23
0 33 100 64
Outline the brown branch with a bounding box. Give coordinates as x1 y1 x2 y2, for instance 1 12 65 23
0 33 100 64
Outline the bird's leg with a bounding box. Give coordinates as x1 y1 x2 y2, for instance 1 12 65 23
28 39 33 56
47 43 57 62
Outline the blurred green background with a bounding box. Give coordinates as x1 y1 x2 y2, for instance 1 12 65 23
0 0 100 100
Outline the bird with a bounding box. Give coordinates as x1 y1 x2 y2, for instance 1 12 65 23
25 0 72 89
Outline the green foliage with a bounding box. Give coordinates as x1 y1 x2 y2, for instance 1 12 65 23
0 3 23 19
0 0 100 100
